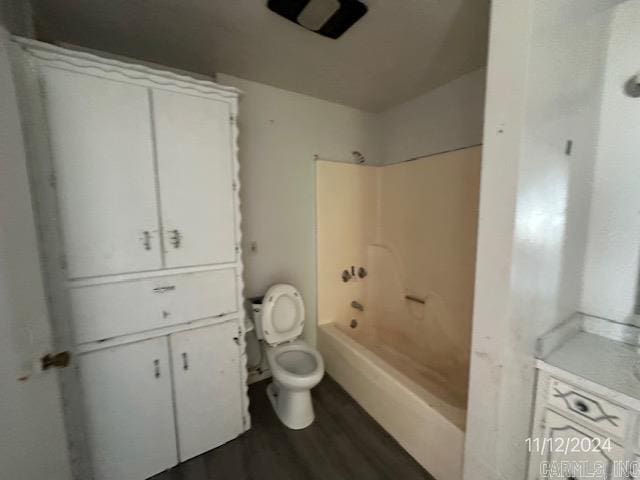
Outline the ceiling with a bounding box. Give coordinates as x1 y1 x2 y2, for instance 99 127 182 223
31 0 490 112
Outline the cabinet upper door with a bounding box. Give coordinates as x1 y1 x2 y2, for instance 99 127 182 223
170 321 243 461
152 89 236 268
78 337 177 480
41 67 161 278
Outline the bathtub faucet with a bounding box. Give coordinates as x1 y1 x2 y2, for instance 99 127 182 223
351 300 364 312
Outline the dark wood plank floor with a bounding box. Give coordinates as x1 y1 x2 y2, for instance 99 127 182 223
152 375 433 480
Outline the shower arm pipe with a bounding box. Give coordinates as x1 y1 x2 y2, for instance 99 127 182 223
405 295 426 305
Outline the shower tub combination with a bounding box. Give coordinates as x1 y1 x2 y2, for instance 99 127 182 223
317 262 469 480
315 148 480 480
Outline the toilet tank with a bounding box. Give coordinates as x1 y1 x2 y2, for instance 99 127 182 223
249 296 265 340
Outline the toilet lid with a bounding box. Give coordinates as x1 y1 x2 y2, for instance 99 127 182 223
261 284 305 345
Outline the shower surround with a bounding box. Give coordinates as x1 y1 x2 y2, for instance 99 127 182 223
316 146 481 480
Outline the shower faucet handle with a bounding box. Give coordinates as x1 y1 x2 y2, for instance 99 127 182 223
341 270 352 282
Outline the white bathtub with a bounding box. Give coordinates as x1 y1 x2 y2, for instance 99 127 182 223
318 323 466 480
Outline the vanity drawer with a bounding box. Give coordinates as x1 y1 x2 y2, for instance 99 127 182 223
547 378 628 439
70 269 238 343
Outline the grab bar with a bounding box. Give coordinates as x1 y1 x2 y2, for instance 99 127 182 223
405 295 425 305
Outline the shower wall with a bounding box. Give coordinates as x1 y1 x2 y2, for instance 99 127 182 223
375 147 481 374
316 146 481 376
316 161 378 327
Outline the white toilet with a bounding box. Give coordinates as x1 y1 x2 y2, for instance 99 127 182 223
253 284 324 429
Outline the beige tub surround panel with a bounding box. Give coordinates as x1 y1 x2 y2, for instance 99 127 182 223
377 148 481 380
316 161 378 326
316 146 481 373
316 146 481 480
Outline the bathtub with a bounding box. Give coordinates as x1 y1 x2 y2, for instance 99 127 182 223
318 322 466 480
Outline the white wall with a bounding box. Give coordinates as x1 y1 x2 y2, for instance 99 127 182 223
0 16 72 479
581 0 640 322
464 1 614 479
379 68 486 164
217 73 380 359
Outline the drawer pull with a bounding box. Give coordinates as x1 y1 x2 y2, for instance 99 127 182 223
153 359 160 378
182 352 189 371
142 231 152 250
574 400 589 413
170 229 182 249
153 285 176 293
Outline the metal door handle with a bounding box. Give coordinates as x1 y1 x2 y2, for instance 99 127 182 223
153 359 160 378
170 229 182 249
142 231 152 250
41 351 71 370
182 352 189 371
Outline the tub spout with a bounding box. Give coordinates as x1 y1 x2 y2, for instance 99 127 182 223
351 300 364 312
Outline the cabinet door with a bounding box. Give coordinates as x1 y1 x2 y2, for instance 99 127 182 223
170 322 243 461
42 67 161 278
538 410 625 480
79 338 177 480
152 89 236 268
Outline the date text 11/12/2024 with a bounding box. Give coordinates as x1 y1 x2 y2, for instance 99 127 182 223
526 436 639 479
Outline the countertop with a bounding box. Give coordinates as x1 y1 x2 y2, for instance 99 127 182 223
537 315 640 409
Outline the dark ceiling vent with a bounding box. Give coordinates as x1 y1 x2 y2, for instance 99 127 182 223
267 0 368 39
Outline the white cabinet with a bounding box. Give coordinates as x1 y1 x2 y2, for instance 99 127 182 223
41 68 237 279
80 323 245 480
152 89 236 268
528 370 639 480
42 67 161 279
79 338 177 480
170 322 244 461
17 40 248 480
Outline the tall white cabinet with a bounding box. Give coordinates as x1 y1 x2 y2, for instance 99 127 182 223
12 38 250 480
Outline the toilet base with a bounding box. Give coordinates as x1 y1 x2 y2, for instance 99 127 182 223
266 381 315 430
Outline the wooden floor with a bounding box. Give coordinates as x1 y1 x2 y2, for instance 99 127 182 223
152 375 433 480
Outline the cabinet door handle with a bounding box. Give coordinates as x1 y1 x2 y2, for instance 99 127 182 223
153 359 160 378
182 352 189 371
153 285 175 294
142 231 152 250
170 229 182 249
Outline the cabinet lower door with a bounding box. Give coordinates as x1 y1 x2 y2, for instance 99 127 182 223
170 322 244 461
539 410 625 480
79 338 177 480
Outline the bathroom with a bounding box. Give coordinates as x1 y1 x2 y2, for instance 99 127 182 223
2 1 640 480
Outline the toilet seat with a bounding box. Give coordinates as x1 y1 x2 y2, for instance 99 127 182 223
261 284 305 345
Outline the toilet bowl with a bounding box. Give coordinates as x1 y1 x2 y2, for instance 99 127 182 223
253 284 324 429
266 340 324 429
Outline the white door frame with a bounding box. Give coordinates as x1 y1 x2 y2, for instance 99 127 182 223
7 35 92 479
0 27 76 480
